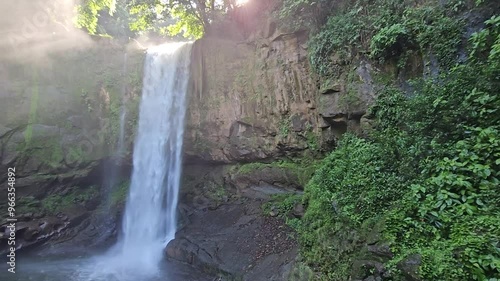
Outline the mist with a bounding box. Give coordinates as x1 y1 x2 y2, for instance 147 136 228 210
0 0 93 64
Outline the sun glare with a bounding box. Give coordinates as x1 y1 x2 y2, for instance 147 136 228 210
148 42 192 55
236 0 249 6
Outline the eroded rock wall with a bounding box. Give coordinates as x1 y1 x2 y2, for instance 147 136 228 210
184 1 377 163
0 40 144 253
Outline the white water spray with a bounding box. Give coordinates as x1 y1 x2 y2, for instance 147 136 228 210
116 52 128 157
118 41 192 273
79 42 192 281
118 43 190 268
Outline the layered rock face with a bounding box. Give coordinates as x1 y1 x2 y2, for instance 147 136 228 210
0 40 144 253
184 0 376 163
0 1 375 280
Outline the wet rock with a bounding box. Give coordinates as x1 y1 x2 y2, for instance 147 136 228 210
166 238 200 264
171 195 298 281
23 228 40 241
367 243 393 259
292 203 304 218
352 260 386 280
319 79 342 94
230 165 302 194
363 276 382 281
398 254 422 281
360 115 375 134
186 6 371 163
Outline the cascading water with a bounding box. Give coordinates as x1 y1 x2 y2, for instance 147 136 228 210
76 42 193 281
118 41 192 273
102 52 128 214
116 52 128 157
0 41 216 281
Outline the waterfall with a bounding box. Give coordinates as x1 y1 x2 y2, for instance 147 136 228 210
119 42 192 273
80 42 193 281
116 52 128 157
101 52 128 215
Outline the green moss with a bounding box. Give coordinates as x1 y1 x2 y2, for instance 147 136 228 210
240 116 253 124
339 67 364 111
262 193 302 218
23 68 40 145
110 180 130 207
192 131 215 154
305 131 319 151
279 117 291 138
288 262 315 281
235 158 319 186
42 186 98 214
205 182 228 203
17 197 41 214
235 162 268 175
65 146 86 164
16 136 66 168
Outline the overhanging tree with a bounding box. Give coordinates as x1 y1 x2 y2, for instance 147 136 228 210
75 0 236 39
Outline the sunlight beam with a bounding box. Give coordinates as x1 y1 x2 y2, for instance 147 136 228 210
236 0 249 6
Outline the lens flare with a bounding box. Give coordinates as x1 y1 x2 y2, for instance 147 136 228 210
236 0 249 6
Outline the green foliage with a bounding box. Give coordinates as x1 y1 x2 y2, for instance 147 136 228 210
279 117 291 138
401 5 463 68
305 135 405 224
277 0 336 32
288 262 315 281
470 15 500 71
128 3 164 33
308 0 464 76
370 23 412 61
166 5 204 39
75 0 117 35
308 7 365 76
297 15 500 280
74 0 236 38
297 135 406 278
204 181 228 203
262 193 302 218
305 131 319 151
127 0 206 38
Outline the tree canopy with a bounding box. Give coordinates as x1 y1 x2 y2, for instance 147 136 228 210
75 0 239 39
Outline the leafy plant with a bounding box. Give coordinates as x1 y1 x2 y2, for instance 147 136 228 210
308 0 464 76
370 23 412 60
262 193 302 219
297 14 500 280
75 0 117 35
277 0 336 32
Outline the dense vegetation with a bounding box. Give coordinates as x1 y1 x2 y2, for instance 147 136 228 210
74 0 499 279
74 0 241 38
275 0 500 280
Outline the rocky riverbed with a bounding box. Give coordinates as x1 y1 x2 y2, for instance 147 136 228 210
168 196 298 280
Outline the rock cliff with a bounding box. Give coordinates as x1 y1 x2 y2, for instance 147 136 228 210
1 0 377 272
184 0 376 163
0 40 144 253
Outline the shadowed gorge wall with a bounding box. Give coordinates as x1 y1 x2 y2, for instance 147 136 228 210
0 40 144 253
184 0 376 163
1 41 144 192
